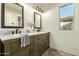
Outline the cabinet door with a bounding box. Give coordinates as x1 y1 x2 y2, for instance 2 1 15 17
46 33 49 48
3 38 21 56
43 33 49 51
30 37 34 56
38 35 44 55
11 39 21 53
38 33 49 55
33 36 39 56
4 43 11 56
26 44 31 56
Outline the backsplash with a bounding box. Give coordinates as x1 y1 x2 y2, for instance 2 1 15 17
0 28 25 36
0 27 32 36
0 29 15 36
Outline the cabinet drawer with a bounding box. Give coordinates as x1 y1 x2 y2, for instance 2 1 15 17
26 44 31 56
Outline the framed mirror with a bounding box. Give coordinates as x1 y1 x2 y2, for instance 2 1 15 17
59 4 75 30
1 3 24 28
34 12 42 29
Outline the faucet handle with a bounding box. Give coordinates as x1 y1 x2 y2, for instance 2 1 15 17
16 28 19 34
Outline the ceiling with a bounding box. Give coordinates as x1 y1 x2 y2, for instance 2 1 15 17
26 3 62 13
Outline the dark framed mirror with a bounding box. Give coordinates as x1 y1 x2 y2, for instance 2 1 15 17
34 12 42 29
1 3 24 28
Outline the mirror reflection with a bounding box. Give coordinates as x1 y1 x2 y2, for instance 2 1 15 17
34 12 42 29
1 3 24 28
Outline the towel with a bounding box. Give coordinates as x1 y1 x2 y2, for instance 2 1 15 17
21 34 30 47
21 36 24 47
23 35 30 47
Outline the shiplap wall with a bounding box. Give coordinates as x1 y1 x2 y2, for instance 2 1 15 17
42 4 79 55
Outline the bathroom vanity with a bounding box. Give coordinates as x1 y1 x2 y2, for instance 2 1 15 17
0 32 50 56
1 38 30 56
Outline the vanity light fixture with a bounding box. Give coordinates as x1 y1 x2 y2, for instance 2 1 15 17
36 6 43 13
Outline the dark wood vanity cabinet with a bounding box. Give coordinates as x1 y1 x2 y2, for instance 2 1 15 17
2 38 31 56
30 32 50 56
1 32 50 56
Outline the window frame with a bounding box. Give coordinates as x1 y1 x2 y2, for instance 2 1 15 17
59 3 75 31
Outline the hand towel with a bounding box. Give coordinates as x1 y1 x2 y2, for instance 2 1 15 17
23 35 30 47
21 34 30 47
21 36 24 47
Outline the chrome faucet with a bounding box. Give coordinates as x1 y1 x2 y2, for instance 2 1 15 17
15 29 19 34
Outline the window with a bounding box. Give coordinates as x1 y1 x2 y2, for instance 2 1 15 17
59 4 75 30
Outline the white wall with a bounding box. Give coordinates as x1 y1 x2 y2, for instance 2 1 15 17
42 4 79 55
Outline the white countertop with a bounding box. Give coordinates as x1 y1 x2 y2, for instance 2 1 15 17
0 32 49 41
